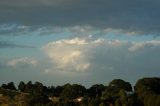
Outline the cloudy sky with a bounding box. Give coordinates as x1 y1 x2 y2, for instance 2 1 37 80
0 0 160 87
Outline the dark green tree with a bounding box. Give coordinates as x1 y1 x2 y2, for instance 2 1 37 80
33 81 44 95
7 82 16 90
1 84 7 89
87 84 106 97
55 85 63 96
135 77 160 106
25 81 33 93
109 79 132 91
18 81 26 92
60 84 86 100
101 79 132 104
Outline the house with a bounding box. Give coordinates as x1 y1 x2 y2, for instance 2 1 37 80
73 97 83 102
49 96 60 102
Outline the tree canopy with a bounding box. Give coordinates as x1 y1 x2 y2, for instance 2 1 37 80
0 77 160 106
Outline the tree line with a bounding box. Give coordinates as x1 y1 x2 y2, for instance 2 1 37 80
0 77 160 106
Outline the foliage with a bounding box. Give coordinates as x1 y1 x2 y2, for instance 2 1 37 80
0 77 160 106
135 77 160 106
60 84 86 100
87 84 105 97
1 82 16 90
18 81 26 92
109 79 132 91
101 79 132 104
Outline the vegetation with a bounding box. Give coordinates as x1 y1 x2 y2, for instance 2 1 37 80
0 77 160 106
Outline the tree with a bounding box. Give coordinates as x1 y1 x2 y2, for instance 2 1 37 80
135 77 160 95
28 94 50 105
25 81 33 93
135 77 160 106
7 82 16 90
18 81 26 92
101 79 132 104
60 84 76 100
1 84 7 89
55 86 63 96
60 84 86 100
87 84 105 97
1 82 16 90
33 82 44 95
44 86 55 96
109 79 132 92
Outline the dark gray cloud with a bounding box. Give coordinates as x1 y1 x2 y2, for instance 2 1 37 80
0 0 160 35
0 41 35 48
0 24 31 36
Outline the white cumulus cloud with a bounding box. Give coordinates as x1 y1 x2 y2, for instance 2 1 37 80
42 38 94 72
42 37 160 76
42 37 128 72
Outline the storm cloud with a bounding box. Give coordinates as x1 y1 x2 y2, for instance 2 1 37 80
0 0 160 35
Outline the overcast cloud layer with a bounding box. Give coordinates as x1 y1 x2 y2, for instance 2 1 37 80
0 0 160 35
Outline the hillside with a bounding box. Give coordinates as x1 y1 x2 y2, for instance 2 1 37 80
0 88 29 106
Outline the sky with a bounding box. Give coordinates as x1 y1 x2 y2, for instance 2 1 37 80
0 0 160 87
